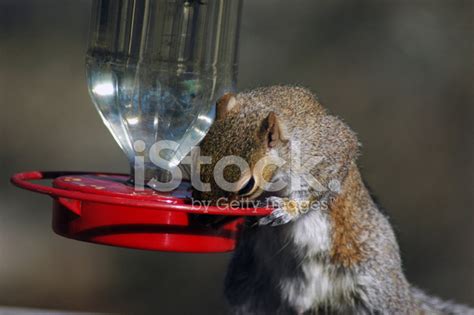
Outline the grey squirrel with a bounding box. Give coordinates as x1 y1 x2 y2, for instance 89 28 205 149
192 86 473 315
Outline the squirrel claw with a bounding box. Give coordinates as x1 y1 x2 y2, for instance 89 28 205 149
259 198 296 226
259 208 294 226
270 213 293 226
266 196 285 207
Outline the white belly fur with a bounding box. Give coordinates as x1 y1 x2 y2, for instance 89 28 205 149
272 210 357 312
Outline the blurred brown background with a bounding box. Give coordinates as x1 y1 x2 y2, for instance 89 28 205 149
1 0 473 314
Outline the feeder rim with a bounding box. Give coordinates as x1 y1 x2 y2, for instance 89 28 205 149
11 171 272 216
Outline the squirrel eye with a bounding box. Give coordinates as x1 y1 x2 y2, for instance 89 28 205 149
238 177 256 196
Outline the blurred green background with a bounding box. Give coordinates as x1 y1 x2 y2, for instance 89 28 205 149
1 0 472 314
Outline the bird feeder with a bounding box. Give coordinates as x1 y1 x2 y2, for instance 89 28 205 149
11 0 271 253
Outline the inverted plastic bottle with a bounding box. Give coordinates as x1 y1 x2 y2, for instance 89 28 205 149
86 0 242 188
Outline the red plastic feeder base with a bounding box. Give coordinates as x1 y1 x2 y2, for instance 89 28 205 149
11 171 272 253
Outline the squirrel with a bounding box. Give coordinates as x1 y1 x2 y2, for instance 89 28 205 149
191 86 473 315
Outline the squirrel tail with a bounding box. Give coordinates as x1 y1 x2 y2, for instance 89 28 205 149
411 287 474 315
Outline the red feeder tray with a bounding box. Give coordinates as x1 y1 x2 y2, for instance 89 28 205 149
11 171 272 253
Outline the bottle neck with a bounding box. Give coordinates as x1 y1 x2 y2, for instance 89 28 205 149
129 163 172 189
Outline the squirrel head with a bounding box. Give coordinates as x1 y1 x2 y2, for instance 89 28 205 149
192 86 359 203
192 92 289 202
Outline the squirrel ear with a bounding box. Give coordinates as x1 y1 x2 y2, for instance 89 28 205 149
216 93 237 120
261 112 288 148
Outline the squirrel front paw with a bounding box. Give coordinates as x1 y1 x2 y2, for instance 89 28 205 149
259 197 310 226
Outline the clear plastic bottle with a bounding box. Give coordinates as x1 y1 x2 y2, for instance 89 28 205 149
86 0 242 185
